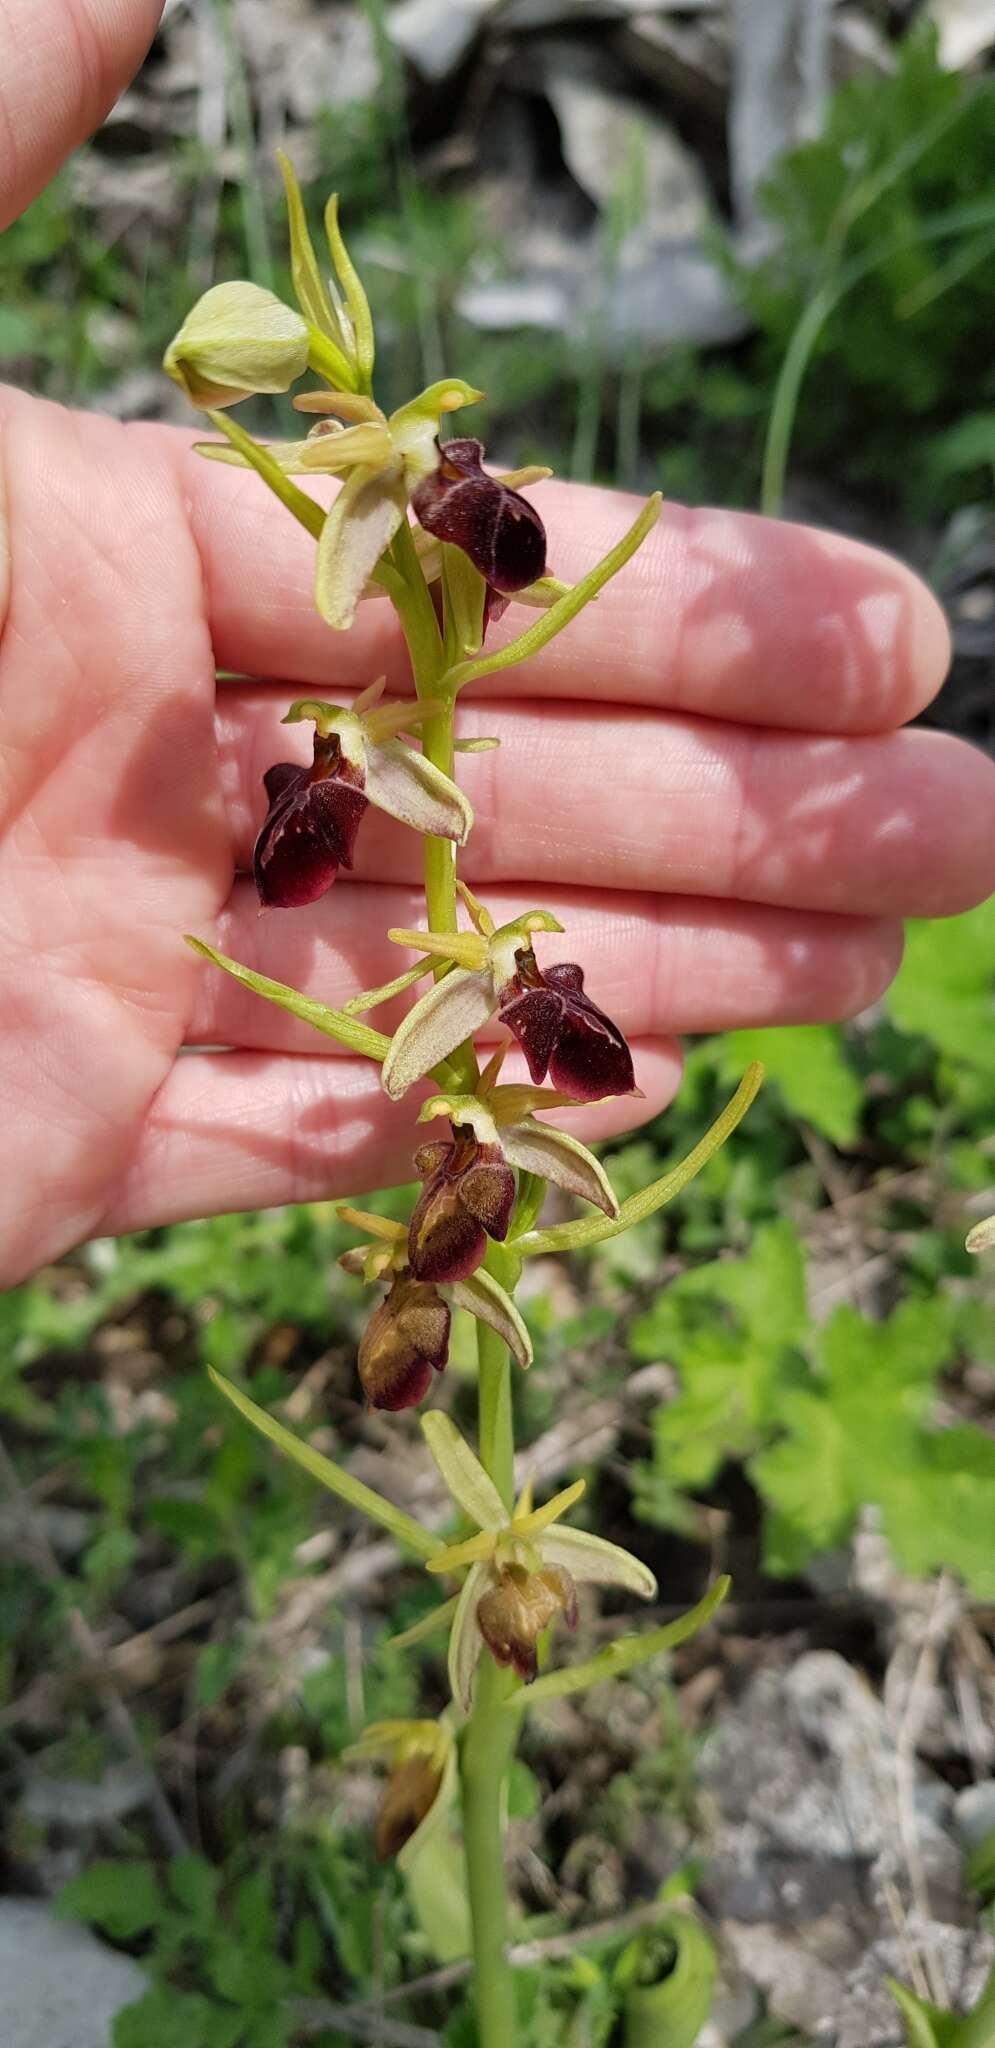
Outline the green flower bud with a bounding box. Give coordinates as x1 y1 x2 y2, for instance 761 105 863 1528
164 282 310 409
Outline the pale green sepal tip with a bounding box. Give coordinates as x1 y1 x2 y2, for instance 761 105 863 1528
503 1577 731 1713
184 936 389 1063
967 1213 995 1254
421 1412 507 1532
207 1368 440 1561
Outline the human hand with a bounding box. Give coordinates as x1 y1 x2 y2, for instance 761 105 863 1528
2 0 993 1290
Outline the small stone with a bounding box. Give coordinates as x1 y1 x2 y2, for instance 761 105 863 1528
0 1901 146 2048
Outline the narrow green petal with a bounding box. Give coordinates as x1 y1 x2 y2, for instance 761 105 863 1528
363 738 473 845
342 958 436 1016
314 465 406 631
517 1065 763 1256
209 1369 439 1560
505 1579 731 1711
381 967 496 1100
539 1526 656 1596
421 1412 507 1531
425 1530 498 1575
441 495 661 693
447 1270 533 1373
500 1118 619 1221
448 1560 489 1711
297 422 393 472
514 1478 586 1539
185 937 388 1061
194 436 320 473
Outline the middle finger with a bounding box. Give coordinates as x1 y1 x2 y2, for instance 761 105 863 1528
217 690 995 920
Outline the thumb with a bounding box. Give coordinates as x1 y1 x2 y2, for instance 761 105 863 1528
0 0 164 231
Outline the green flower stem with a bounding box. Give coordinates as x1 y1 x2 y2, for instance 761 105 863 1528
460 1653 519 2048
459 1310 519 2047
475 1313 515 1515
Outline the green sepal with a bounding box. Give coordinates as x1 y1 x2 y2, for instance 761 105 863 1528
441 494 662 693
325 193 376 391
516 1065 763 1256
185 936 389 1062
616 1907 718 2048
201 410 325 540
504 1578 730 1711
276 151 356 388
208 1369 440 1561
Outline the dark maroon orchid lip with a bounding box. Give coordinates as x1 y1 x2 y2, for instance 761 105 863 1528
411 438 547 597
252 734 369 909
407 1130 516 1285
497 949 636 1102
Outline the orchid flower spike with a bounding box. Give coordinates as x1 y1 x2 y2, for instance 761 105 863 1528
381 884 636 1101
405 1050 619 1285
343 1717 456 1866
338 1205 532 1410
253 681 472 909
421 1414 656 1709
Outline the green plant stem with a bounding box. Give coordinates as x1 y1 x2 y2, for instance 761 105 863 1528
460 1318 518 2047
460 1654 518 2047
475 1316 515 1514
390 519 518 2032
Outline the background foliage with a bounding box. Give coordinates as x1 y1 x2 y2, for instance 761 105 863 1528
2 10 994 2045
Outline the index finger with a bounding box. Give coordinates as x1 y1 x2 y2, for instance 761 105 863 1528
167 437 951 735
0 0 164 230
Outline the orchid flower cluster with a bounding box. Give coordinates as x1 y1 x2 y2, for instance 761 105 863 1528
167 159 759 2039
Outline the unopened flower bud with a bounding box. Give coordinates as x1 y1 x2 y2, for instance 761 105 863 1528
164 282 310 409
407 1127 516 1285
358 1273 450 1411
411 438 547 595
476 1562 578 1684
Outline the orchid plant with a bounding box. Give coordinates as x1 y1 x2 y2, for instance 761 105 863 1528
166 158 762 2042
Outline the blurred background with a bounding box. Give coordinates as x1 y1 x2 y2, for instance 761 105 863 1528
2 3 995 2044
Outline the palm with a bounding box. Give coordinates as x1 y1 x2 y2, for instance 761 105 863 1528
2 381 993 1290
0 393 230 1279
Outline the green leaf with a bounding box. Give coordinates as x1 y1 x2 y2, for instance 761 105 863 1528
618 1909 718 2048
58 1860 163 1939
167 1853 221 1919
209 1369 440 1560
886 903 995 1078
720 1025 861 1147
185 937 388 1062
